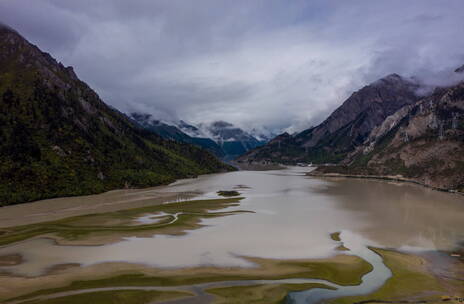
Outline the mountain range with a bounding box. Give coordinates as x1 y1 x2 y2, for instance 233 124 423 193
0 25 233 206
130 114 269 160
239 70 464 192
2 22 463 205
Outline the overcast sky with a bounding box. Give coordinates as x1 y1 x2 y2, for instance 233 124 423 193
1 0 464 133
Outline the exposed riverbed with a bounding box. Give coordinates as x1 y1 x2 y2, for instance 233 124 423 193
0 167 463 303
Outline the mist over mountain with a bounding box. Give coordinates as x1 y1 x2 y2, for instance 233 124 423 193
130 114 267 160
2 1 464 135
239 73 421 163
239 64 464 191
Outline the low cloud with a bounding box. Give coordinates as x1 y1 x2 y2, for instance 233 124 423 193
1 0 463 133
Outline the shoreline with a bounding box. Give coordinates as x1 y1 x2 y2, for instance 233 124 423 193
232 161 286 171
0 186 192 228
307 170 464 196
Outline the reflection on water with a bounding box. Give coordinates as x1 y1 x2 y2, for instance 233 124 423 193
0 167 463 279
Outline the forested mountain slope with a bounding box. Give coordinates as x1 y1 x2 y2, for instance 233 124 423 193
0 25 233 206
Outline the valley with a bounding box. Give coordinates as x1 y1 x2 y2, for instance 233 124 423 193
1 4 464 303
130 114 270 161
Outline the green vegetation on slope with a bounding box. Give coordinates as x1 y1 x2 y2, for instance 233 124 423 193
0 26 234 206
206 283 335 304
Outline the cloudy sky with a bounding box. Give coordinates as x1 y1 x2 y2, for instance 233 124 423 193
1 0 464 133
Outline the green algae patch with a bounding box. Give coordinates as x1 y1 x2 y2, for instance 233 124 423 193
330 232 341 242
20 289 193 304
335 244 350 251
206 283 335 304
217 190 241 197
0 198 247 246
330 232 350 251
330 248 449 304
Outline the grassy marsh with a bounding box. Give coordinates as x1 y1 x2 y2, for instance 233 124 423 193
20 289 193 304
330 248 463 304
206 283 335 304
0 197 247 246
3 254 372 303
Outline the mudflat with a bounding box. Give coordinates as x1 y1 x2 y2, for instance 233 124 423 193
0 185 195 227
0 168 463 303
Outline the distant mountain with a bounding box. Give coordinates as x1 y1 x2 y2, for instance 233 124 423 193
238 74 420 164
202 121 266 159
0 25 233 206
129 113 225 158
315 79 464 192
131 115 267 160
249 127 278 142
177 120 205 138
455 64 464 73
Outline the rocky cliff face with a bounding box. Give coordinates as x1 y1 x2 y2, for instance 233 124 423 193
0 25 233 205
318 81 464 191
299 74 419 148
239 74 420 164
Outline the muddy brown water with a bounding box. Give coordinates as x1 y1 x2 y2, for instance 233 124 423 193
0 167 463 302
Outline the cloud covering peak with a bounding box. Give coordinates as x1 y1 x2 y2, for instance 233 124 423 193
1 0 463 133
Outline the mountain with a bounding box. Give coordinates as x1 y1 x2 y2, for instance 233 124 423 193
236 59 464 191
0 25 233 206
314 80 464 192
177 120 206 138
129 113 225 157
249 127 278 142
203 121 266 159
131 116 267 160
238 74 420 164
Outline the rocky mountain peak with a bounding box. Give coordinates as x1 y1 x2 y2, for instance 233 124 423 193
239 73 422 165
371 73 417 90
455 64 464 74
300 73 420 147
211 121 234 129
270 132 290 142
376 73 402 83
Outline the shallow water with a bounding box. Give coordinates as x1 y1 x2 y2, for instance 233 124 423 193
287 230 392 303
0 167 463 301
